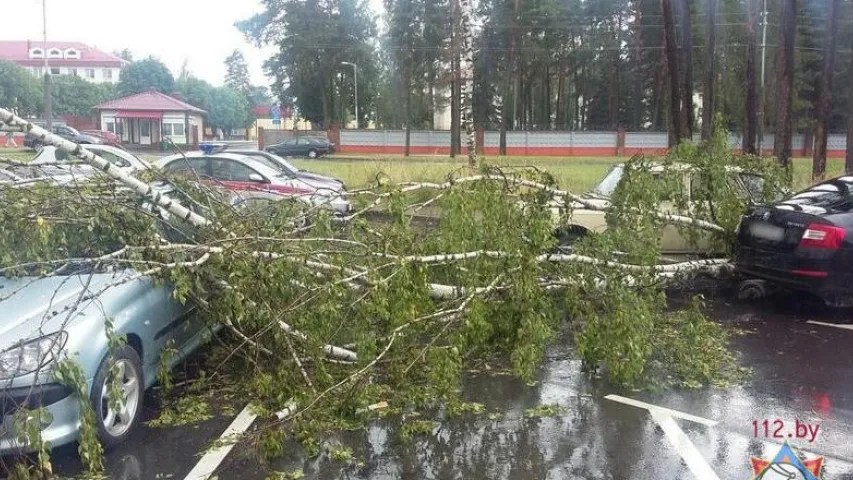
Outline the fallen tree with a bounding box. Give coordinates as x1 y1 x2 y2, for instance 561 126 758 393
0 107 786 474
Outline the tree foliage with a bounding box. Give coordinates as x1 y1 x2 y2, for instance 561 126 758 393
50 75 117 116
0 61 42 117
207 86 252 133
117 57 176 97
224 49 252 96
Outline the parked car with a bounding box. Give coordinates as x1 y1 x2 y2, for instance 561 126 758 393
0 269 206 453
81 130 123 148
155 146 351 215
551 163 778 254
735 175 853 307
266 137 334 158
226 148 346 189
30 145 148 178
24 124 104 150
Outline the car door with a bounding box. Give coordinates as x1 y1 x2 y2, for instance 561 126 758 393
209 159 274 201
275 139 298 156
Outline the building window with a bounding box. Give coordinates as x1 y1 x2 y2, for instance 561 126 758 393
29 48 44 58
32 67 43 77
69 68 78 76
106 121 115 133
162 122 185 137
50 67 60 75
63 48 80 59
86 68 95 79
104 69 113 80
47 48 62 59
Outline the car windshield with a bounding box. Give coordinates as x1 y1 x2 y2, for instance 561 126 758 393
240 152 300 174
591 165 624 198
739 172 785 203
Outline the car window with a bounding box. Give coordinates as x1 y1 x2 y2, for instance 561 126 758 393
93 150 131 168
592 166 623 197
209 159 258 182
241 153 283 173
689 171 738 202
166 158 208 177
297 138 309 145
284 139 297 146
229 162 257 182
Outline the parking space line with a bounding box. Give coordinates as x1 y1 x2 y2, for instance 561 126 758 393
806 320 853 331
183 404 258 480
604 394 718 427
650 410 721 480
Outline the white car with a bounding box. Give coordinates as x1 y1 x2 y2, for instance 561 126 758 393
155 150 351 215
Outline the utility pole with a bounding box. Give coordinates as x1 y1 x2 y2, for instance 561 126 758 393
43 0 53 129
756 0 768 154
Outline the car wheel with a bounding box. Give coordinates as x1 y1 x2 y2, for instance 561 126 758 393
307 149 318 159
89 345 144 449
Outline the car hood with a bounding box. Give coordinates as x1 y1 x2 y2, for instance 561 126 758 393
0 272 128 351
294 171 345 191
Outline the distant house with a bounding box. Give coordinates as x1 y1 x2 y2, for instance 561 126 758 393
0 41 125 83
94 89 205 146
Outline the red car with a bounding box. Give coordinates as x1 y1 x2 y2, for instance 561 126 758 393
81 130 123 148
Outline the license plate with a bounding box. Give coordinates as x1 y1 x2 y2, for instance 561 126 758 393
749 222 785 242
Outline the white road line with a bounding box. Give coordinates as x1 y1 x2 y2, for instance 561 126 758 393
806 320 853 331
183 404 257 480
650 410 721 480
604 394 718 427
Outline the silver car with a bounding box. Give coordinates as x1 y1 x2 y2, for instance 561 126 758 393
0 269 205 453
155 150 351 215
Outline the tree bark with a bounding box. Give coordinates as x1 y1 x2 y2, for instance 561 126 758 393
450 0 460 158
608 58 618 129
701 0 716 141
847 84 853 172
812 0 840 180
679 0 694 137
662 0 685 145
405 81 412 157
773 0 796 168
556 62 566 130
544 66 551 129
743 0 758 153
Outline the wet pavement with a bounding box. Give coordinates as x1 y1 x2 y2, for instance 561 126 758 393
8 291 853 479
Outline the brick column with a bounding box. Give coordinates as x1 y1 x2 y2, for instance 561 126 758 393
258 127 265 150
616 128 626 157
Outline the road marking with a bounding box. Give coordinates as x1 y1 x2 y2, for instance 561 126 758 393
806 320 853 332
183 404 257 480
604 394 718 427
650 410 721 480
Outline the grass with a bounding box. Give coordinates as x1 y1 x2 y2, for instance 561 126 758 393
3 147 847 193
294 155 847 192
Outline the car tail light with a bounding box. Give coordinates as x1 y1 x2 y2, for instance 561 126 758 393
799 224 846 249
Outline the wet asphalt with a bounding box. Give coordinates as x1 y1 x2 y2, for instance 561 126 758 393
8 290 853 480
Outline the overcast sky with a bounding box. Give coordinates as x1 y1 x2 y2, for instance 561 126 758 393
4 0 278 87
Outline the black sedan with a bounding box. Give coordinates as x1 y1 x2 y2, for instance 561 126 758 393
24 124 103 150
266 137 335 159
735 175 853 307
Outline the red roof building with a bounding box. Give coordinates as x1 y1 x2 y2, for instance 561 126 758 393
0 41 125 83
94 89 206 147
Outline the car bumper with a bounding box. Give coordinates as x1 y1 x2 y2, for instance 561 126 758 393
735 246 853 306
0 384 80 454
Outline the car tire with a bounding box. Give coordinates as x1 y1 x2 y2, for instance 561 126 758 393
307 149 318 159
89 345 145 449
552 226 588 253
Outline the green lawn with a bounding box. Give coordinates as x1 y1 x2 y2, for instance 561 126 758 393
3 147 846 193
295 155 846 192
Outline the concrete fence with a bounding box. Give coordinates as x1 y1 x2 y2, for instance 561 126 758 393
328 129 850 158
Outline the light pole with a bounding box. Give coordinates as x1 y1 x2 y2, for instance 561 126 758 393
43 0 52 129
341 62 357 128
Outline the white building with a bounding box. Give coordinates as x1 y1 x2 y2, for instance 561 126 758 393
0 41 124 83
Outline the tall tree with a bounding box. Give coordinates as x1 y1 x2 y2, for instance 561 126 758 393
0 61 42 117
386 0 425 156
224 50 252 95
114 49 134 62
51 75 117 116
679 0 694 137
743 0 758 154
117 57 175 97
773 0 796 168
811 0 841 180
662 0 685 144
700 0 716 141
238 0 378 129
208 87 252 135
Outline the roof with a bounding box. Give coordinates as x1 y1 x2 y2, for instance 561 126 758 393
94 89 206 114
0 40 125 68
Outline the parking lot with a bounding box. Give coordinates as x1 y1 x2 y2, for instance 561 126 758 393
12 290 847 480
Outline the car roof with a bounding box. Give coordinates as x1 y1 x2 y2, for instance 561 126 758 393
157 151 283 178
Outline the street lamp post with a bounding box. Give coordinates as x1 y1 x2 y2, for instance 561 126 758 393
341 62 358 128
43 0 52 129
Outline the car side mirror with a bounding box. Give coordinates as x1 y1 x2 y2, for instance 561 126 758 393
249 173 266 183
